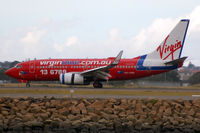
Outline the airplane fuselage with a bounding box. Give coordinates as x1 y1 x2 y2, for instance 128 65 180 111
6 56 178 82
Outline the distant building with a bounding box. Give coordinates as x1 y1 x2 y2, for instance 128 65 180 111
178 62 200 81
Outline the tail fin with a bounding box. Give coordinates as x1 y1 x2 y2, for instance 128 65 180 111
144 19 189 66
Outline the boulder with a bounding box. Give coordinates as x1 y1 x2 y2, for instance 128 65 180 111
23 113 35 122
192 99 200 107
88 100 104 111
1 110 9 116
29 103 41 113
76 102 87 114
70 105 80 114
184 100 191 109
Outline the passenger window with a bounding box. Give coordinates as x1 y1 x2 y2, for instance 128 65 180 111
128 66 130 68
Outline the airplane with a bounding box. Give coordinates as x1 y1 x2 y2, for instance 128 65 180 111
6 19 190 88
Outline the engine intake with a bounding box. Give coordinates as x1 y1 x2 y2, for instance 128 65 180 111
59 73 89 85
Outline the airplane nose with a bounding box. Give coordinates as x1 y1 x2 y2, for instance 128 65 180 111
5 69 12 76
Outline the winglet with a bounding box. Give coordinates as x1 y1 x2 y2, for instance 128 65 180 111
112 50 123 65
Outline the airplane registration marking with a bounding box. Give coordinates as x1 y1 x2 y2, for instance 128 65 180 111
157 35 182 60
40 69 67 75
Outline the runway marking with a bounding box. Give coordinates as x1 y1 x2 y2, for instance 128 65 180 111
192 95 200 97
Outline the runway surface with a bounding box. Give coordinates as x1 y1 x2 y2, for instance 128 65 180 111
0 86 200 100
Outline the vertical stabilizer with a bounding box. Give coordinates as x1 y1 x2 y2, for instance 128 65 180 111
143 19 189 67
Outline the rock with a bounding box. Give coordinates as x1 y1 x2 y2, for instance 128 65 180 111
135 120 142 130
29 103 41 113
59 107 70 116
127 115 136 121
192 99 200 107
164 107 171 116
81 99 91 106
23 113 34 122
98 118 108 124
119 112 126 117
71 99 78 106
39 113 49 120
24 120 43 127
72 120 82 127
89 113 100 122
184 100 191 109
121 99 127 105
1 110 9 116
135 102 143 114
50 99 60 108
188 109 195 116
70 105 80 114
76 102 87 114
81 116 91 122
88 100 104 111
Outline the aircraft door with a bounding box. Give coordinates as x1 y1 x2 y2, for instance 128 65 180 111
29 61 35 73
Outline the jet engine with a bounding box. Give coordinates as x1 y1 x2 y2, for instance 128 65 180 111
59 73 90 85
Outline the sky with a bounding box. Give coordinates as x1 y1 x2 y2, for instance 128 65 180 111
0 0 200 66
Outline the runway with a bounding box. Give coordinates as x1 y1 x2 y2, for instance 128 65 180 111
0 87 200 100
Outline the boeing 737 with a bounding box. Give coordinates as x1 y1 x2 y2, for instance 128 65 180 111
6 19 190 88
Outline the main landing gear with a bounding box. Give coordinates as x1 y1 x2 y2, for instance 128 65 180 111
26 81 30 88
93 81 103 88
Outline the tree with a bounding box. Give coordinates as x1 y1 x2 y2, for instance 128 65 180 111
188 72 200 85
141 70 180 82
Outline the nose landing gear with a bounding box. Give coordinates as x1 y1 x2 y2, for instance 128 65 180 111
26 81 30 88
93 81 103 88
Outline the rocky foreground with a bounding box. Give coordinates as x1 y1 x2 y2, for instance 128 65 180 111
0 97 200 132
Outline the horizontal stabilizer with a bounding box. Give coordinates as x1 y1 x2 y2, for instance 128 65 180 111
164 57 187 65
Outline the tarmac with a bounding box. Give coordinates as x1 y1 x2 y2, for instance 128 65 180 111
0 86 200 100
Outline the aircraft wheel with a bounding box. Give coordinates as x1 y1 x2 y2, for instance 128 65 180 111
93 82 103 88
26 82 30 88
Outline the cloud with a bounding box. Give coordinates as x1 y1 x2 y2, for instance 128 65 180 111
1 5 200 66
20 30 46 44
66 36 79 47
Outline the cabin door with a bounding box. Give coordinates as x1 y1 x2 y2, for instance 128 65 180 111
29 62 35 73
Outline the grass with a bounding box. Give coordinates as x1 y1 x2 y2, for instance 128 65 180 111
0 88 200 96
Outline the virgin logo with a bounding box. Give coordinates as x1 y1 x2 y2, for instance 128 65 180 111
157 35 182 60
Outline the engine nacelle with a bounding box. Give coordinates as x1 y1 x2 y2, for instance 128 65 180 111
59 73 90 85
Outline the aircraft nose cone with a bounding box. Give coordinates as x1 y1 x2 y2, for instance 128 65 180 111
5 68 15 78
5 69 12 76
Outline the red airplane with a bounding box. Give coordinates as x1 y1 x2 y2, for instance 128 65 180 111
6 19 189 88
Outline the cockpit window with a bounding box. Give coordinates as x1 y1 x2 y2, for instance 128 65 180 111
15 65 22 69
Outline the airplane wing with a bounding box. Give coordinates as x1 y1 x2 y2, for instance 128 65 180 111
80 50 123 80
